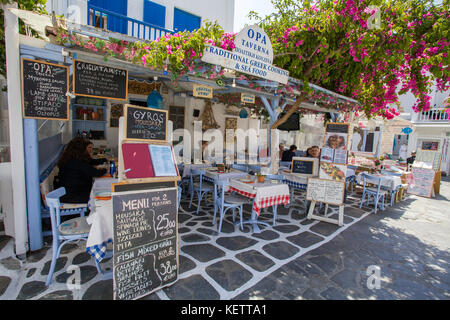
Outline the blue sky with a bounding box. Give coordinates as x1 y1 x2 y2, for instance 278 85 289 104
234 0 275 32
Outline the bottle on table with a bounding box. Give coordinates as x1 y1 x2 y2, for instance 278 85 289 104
109 160 116 177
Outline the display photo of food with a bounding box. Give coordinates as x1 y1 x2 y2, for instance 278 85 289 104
319 162 347 182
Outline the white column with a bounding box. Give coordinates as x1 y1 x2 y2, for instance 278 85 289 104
3 3 28 256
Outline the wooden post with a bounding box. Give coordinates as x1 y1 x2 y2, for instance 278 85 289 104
4 3 29 257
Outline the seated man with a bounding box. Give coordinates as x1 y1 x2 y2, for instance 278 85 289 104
406 151 416 168
281 145 297 162
306 145 320 158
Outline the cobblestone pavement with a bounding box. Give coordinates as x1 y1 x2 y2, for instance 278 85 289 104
0 177 449 300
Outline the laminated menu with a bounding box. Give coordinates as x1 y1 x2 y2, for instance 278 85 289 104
148 145 178 177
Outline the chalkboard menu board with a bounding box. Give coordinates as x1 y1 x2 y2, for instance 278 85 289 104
306 178 345 205
21 58 69 120
408 167 435 198
73 60 128 100
113 188 178 300
325 122 350 134
124 104 168 142
291 157 318 176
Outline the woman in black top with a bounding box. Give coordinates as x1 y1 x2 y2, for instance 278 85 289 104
281 145 297 162
57 137 107 203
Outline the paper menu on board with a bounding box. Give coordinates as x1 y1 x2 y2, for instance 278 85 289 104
306 178 345 205
148 145 178 176
320 147 334 163
333 149 348 164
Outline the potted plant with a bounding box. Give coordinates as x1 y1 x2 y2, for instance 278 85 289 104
257 172 265 183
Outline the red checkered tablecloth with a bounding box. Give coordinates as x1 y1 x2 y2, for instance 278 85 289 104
229 179 290 216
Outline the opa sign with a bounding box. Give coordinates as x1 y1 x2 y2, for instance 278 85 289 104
234 25 274 65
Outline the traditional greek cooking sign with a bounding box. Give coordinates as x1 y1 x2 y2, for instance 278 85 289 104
193 84 213 98
202 25 289 84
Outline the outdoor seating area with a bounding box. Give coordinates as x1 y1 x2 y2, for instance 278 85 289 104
0 0 448 303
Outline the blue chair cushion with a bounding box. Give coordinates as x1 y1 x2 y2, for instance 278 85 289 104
59 217 90 236
366 188 388 195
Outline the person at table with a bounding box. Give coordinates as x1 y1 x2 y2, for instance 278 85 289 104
278 143 285 159
281 145 297 162
56 137 108 204
407 151 416 168
306 145 320 158
201 140 210 163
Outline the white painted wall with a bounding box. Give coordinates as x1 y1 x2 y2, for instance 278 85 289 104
47 0 235 32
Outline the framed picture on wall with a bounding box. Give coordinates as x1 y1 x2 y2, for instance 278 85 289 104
421 141 439 151
225 117 237 130
110 103 123 127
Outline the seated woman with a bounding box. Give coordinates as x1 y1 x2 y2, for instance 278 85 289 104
57 137 108 204
306 145 320 158
281 145 297 162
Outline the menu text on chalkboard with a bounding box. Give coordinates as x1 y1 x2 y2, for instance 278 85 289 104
325 122 350 134
21 58 69 120
291 157 318 176
125 104 168 142
73 60 128 100
113 188 178 300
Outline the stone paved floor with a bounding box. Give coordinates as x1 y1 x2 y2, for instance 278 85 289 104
0 177 449 300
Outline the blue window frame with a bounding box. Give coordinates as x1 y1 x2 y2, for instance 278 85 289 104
173 8 201 32
143 0 166 28
88 0 128 34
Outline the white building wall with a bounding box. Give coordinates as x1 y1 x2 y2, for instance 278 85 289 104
47 0 235 32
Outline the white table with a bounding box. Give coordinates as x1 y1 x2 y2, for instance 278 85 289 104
203 168 248 183
181 163 211 178
356 172 402 191
229 178 290 233
86 177 117 263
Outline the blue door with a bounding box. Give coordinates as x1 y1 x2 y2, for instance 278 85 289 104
143 0 166 28
89 0 128 35
173 8 201 32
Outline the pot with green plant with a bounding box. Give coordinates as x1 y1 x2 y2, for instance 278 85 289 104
257 172 265 183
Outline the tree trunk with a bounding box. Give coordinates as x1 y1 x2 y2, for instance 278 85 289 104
271 96 305 129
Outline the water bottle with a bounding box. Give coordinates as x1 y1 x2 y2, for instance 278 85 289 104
109 161 116 177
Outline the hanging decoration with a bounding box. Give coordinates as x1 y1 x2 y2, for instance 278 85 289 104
199 100 220 131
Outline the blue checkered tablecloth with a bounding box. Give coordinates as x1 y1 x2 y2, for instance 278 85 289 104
86 239 113 263
283 179 307 191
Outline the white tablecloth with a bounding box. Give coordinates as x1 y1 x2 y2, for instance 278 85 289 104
203 168 248 182
229 178 290 215
86 177 117 262
181 164 211 178
356 173 402 190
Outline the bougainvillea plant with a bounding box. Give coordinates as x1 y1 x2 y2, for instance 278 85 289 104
249 0 449 128
50 0 449 126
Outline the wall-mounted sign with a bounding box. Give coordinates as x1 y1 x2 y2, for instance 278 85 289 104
421 141 439 151
193 84 213 99
124 104 168 142
201 25 289 84
73 60 128 100
128 80 161 95
241 93 255 104
112 187 178 300
21 58 69 120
